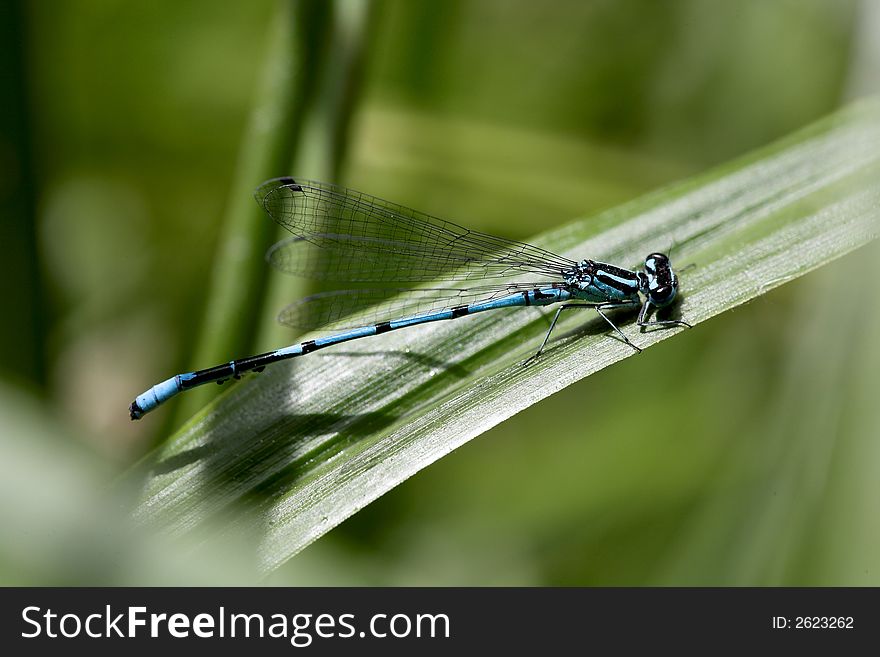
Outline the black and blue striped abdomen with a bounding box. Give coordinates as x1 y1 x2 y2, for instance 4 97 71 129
130 286 572 418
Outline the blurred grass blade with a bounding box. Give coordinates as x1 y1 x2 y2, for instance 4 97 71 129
0 0 45 386
134 99 880 572
257 0 377 349
172 0 330 426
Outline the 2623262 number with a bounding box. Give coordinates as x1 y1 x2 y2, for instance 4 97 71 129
795 617 853 629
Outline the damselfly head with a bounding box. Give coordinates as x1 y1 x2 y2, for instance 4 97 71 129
642 252 678 307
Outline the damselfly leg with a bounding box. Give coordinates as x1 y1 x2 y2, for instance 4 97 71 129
637 300 692 331
524 299 642 366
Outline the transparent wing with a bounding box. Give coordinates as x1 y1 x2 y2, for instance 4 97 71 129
278 283 558 331
256 178 577 282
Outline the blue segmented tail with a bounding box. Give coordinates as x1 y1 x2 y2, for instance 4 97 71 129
129 287 570 419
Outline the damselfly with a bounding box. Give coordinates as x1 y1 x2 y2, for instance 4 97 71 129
130 178 690 420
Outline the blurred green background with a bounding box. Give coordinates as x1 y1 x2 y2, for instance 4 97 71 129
1 0 878 584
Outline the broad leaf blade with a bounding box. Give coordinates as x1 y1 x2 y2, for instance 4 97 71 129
134 100 880 572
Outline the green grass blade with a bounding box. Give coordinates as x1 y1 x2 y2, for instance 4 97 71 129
134 99 880 572
171 0 330 425
256 0 376 350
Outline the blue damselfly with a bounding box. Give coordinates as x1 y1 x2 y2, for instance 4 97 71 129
130 178 690 419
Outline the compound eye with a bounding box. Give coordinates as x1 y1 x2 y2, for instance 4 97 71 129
644 253 669 273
